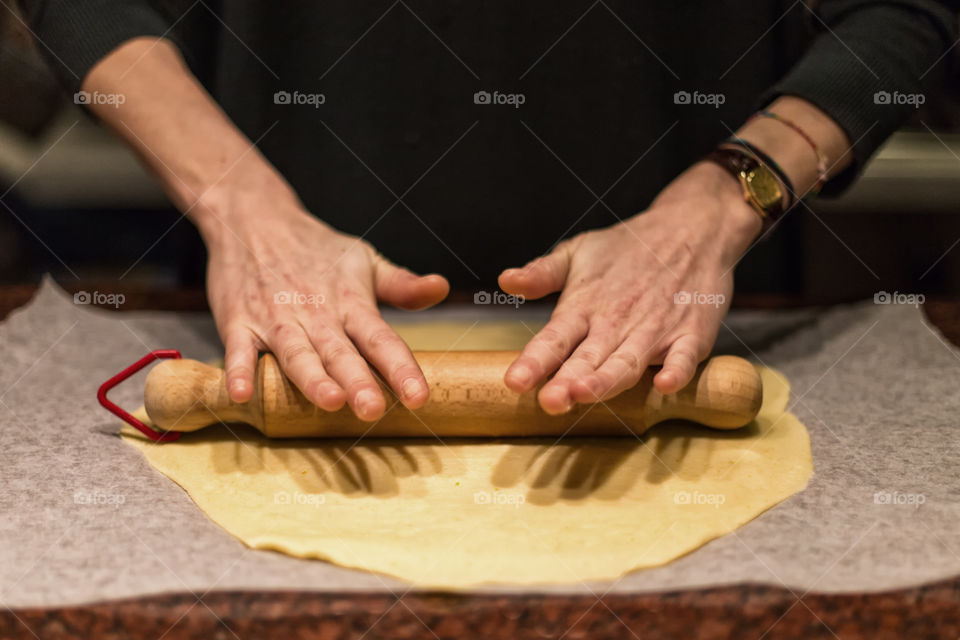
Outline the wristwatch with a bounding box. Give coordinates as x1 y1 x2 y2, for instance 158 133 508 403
705 140 794 232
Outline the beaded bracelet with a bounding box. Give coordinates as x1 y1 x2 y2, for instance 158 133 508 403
749 110 828 195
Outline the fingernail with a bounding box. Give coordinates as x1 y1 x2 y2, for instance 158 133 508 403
509 365 532 388
319 384 342 404
401 378 423 401
356 390 379 416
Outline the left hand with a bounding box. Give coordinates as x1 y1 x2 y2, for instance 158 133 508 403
499 161 763 414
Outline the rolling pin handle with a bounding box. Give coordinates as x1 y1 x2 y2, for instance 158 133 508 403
97 349 183 443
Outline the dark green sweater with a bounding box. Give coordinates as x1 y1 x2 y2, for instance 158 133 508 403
17 1 959 286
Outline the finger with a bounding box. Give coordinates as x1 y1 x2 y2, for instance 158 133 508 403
498 242 572 300
344 311 429 409
653 334 704 394
265 323 346 411
544 330 621 411
576 332 658 403
316 331 387 421
504 312 588 394
224 326 258 403
373 254 449 310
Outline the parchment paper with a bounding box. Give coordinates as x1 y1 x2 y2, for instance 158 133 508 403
2 278 959 607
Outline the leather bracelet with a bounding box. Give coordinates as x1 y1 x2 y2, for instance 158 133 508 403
705 142 792 235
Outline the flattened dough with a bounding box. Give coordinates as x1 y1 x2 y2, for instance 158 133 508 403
123 322 812 587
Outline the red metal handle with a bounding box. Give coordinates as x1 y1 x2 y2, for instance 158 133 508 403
98 350 183 443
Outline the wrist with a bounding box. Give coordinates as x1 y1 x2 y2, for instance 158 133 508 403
733 96 852 197
190 165 308 246
649 161 763 254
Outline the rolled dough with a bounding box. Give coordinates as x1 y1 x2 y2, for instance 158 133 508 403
122 322 812 587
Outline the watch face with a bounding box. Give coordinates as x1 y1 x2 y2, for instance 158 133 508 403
743 167 783 210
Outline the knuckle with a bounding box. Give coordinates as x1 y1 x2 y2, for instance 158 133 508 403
266 322 297 344
535 327 570 356
571 347 604 367
225 354 253 372
610 350 642 373
609 298 638 321
366 327 402 350
551 308 587 328
389 362 421 383
278 342 314 366
672 347 699 367
347 377 378 393
322 341 354 363
223 322 250 342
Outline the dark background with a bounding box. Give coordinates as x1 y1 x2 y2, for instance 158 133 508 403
3 2 960 302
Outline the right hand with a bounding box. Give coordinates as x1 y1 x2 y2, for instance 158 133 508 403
77 37 449 421
197 179 449 422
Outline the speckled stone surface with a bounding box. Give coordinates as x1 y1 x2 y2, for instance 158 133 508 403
3 583 960 640
3 281 960 638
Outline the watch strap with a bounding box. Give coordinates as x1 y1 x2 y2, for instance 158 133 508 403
705 141 794 233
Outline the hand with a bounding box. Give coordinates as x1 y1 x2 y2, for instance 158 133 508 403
199 181 449 422
499 161 762 414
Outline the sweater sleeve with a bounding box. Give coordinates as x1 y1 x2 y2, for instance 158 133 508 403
16 0 174 93
759 0 959 195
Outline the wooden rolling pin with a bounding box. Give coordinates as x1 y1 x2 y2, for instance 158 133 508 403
143 352 762 438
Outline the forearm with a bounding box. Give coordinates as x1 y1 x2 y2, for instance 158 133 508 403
81 37 295 238
759 0 956 192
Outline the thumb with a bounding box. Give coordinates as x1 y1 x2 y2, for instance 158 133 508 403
499 242 572 300
373 254 449 310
